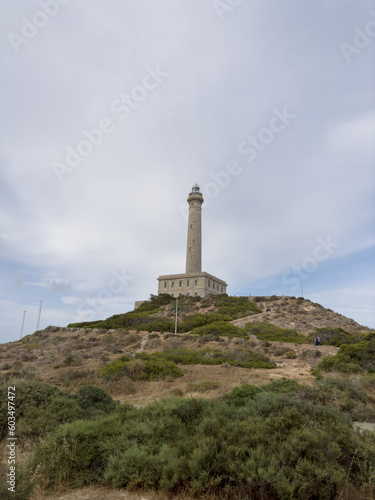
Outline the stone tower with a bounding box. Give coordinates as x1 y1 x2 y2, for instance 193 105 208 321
157 184 227 298
186 183 203 274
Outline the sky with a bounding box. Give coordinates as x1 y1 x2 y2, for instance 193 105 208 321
0 0 374 343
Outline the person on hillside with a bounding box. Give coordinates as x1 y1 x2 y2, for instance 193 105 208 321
315 336 320 347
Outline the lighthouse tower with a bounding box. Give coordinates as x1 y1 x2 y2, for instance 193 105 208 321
186 183 203 274
157 184 227 298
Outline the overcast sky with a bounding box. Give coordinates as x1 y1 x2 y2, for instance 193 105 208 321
1 0 374 343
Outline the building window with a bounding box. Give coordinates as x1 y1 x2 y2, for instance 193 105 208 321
195 280 198 285
187 292 190 296
171 282 174 287
195 292 197 297
221 287 223 292
179 293 182 297
171 293 174 297
164 282 167 288
187 280 190 286
179 281 182 287
189 247 191 252
190 224 192 229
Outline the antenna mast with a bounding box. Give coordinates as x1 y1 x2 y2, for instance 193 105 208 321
36 300 43 331
20 310 26 339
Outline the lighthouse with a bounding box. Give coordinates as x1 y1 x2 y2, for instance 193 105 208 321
157 184 227 298
185 183 203 274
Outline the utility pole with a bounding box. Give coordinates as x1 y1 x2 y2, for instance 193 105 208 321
20 310 26 339
36 300 43 331
174 297 178 334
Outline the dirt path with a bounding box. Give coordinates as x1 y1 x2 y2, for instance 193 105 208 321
35 486 194 500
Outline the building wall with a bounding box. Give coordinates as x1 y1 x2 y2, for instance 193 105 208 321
157 272 227 297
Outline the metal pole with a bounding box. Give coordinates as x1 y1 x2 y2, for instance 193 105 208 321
36 300 42 331
174 298 178 334
20 310 26 339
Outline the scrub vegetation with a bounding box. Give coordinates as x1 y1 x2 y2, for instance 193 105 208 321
0 294 374 499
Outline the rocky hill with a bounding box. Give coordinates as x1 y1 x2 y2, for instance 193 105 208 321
0 295 374 500
0 295 371 405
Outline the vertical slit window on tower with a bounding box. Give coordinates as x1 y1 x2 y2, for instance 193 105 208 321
171 282 174 287
179 281 182 287
187 280 190 286
195 280 198 285
164 282 167 288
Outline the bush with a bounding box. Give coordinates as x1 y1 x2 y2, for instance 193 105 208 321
63 354 81 366
135 294 175 312
17 397 83 438
284 350 297 359
310 327 367 347
245 322 308 344
31 416 123 489
214 295 262 318
75 385 117 416
317 340 375 374
98 356 183 381
179 313 230 332
136 348 275 370
190 321 247 338
23 392 375 499
0 381 60 439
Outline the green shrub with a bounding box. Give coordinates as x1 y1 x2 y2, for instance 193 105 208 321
31 416 123 489
0 381 60 439
23 393 374 499
224 383 262 406
261 378 304 394
98 356 132 378
17 397 83 438
179 313 230 332
214 295 262 318
284 350 297 359
63 354 81 366
190 321 247 338
296 377 372 421
98 356 183 381
75 385 117 416
245 322 308 344
135 293 175 312
136 348 275 369
68 311 174 332
0 381 115 440
310 327 367 347
317 340 375 374
141 358 183 381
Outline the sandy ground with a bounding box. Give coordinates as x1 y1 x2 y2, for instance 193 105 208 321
33 487 175 500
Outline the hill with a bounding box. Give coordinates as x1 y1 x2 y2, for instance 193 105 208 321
0 295 374 500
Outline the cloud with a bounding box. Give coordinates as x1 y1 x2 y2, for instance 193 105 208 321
0 1 374 341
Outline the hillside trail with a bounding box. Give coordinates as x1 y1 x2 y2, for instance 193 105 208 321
36 486 191 500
